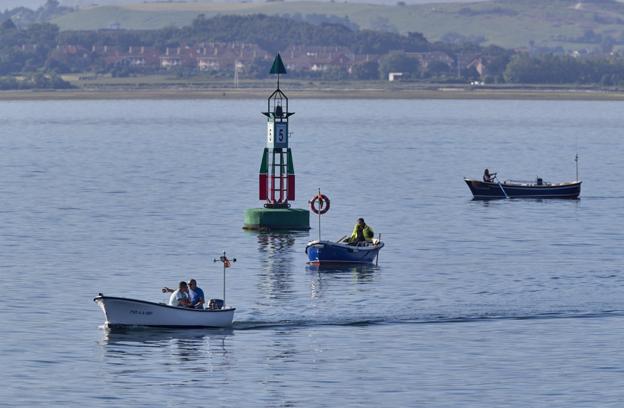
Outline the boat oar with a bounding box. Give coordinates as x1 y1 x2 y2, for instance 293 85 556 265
497 180 509 199
375 233 382 266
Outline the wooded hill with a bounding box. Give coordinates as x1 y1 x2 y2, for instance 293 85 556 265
48 0 624 51
2 13 624 88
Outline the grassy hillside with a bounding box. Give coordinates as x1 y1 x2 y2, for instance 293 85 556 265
52 0 624 50
60 0 487 5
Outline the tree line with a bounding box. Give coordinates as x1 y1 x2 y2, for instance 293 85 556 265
1 0 73 28
0 13 624 88
55 14 430 55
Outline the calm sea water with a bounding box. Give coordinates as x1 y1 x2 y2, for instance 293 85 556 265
1 98 623 407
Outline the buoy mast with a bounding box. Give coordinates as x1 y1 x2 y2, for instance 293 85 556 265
259 53 295 208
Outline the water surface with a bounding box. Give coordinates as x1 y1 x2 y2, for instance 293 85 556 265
1 99 623 406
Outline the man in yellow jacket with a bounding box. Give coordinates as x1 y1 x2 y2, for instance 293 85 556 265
349 218 374 244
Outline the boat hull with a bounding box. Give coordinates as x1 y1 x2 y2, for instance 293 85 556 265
305 240 383 264
94 296 235 328
464 179 581 199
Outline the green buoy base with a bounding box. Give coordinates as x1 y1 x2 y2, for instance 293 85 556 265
243 208 310 231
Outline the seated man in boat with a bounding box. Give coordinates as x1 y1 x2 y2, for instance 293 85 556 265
348 218 374 245
166 281 192 308
188 279 205 309
163 279 205 308
483 168 497 183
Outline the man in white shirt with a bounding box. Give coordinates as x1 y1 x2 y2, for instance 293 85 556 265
167 281 191 307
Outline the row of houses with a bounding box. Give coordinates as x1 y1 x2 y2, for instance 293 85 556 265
55 43 360 72
48 42 485 76
85 42 272 71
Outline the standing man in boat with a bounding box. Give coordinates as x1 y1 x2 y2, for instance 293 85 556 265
349 218 374 244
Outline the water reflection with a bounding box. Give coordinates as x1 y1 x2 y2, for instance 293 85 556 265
102 328 232 355
98 328 235 379
101 327 233 344
254 231 309 301
307 263 378 299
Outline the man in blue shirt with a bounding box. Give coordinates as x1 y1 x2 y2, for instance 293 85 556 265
188 279 205 309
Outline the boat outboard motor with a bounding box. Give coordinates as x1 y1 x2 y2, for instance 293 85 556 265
537 177 543 185
208 299 224 310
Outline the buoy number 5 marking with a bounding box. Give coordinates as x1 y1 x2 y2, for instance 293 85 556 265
277 127 285 142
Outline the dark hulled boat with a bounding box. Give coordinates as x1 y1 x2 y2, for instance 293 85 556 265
464 178 581 199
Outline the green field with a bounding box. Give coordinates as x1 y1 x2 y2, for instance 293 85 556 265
53 0 624 49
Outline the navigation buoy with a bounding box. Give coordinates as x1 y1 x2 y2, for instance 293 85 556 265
243 54 310 231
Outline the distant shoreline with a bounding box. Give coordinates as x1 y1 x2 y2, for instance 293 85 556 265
2 87 624 101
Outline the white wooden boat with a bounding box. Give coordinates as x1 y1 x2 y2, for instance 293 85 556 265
94 295 235 328
95 252 237 329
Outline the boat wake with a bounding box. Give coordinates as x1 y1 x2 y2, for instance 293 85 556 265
233 309 624 330
99 309 624 345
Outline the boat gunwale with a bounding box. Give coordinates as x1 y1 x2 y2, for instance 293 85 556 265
94 296 236 313
305 240 384 252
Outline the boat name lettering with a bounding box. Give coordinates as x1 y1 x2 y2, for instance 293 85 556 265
129 310 153 315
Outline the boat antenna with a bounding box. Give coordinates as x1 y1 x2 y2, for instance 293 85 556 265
575 133 579 182
213 252 236 307
308 188 330 242
317 188 321 241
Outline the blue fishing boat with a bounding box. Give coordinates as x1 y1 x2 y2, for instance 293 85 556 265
305 237 384 265
464 177 581 199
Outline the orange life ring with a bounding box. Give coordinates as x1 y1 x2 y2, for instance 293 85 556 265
309 194 330 215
